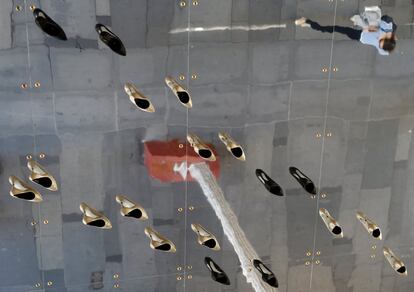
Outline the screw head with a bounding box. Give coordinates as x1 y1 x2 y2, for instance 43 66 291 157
177 276 182 281
179 143 184 149
321 193 327 199
188 206 194 211
187 275 193 279
315 260 321 265
15 5 22 11
192 1 198 6
316 251 321 256
113 274 119 279
179 1 186 7
113 283 119 288
21 83 28 89
179 75 185 80
43 219 49 225
305 261 310 266
29 5 36 11
177 266 182 271
306 251 312 257
191 74 197 79
39 153 46 159
177 207 183 212
34 81 41 88
47 281 53 286
26 154 32 160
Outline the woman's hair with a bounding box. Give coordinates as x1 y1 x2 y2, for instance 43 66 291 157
382 35 396 52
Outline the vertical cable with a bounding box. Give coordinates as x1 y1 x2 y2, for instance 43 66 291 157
308 0 338 289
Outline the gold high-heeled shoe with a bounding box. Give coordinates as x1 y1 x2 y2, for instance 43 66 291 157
144 227 176 253
8 175 43 202
115 195 148 220
356 211 382 240
27 159 58 191
191 223 220 251
124 82 155 113
79 203 112 229
165 76 192 108
218 132 245 161
383 247 407 276
187 133 216 161
319 208 343 238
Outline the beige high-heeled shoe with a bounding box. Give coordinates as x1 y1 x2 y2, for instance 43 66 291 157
187 133 216 161
144 227 176 253
356 211 382 240
124 82 155 113
79 203 112 229
8 175 43 202
218 132 245 161
191 223 220 251
383 247 407 276
319 208 343 238
165 76 192 108
115 195 148 220
27 159 58 191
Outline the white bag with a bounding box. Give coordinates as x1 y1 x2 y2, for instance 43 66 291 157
350 6 382 29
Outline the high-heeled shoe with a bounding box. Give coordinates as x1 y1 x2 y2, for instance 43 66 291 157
165 76 192 108
124 83 155 113
255 169 284 196
79 203 112 229
8 175 43 202
33 8 67 41
218 132 245 161
95 24 126 56
356 211 382 240
204 257 230 285
253 259 278 288
319 208 343 238
27 159 58 191
191 223 220 251
115 195 148 220
289 166 317 195
383 247 407 276
187 133 216 161
144 227 176 253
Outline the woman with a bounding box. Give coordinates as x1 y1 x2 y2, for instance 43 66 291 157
295 16 397 55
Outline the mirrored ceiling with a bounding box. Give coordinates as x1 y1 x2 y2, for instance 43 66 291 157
1 0 414 291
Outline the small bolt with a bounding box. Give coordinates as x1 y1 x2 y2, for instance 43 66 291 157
326 132 332 137
187 265 193 270
113 283 119 288
43 220 49 225
15 5 22 11
177 266 182 271
47 281 53 286
192 1 198 6
188 206 195 211
310 195 316 199
321 193 327 199
29 4 36 11
113 274 119 279
34 81 41 88
179 144 184 149
21 83 28 89
34 283 41 288
315 133 322 138
179 1 186 7
177 207 183 213
316 251 321 256
305 261 310 266
39 153 46 159
333 67 338 72
372 245 377 250
322 67 328 73
179 75 185 80
26 154 32 160
306 251 312 257
315 260 320 265
191 74 197 80
187 275 193 279
31 221 37 226
177 276 182 281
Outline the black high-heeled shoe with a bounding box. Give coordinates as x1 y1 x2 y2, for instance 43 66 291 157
33 8 67 40
289 166 317 195
95 24 126 56
255 169 284 196
253 259 278 288
204 257 230 285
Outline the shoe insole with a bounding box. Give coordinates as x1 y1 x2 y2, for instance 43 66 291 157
332 226 342 235
397 266 406 274
134 98 150 109
198 149 212 159
230 147 243 158
126 209 142 219
177 91 190 104
88 219 106 228
203 239 217 249
372 228 381 238
155 243 171 251
34 177 53 188
15 191 36 200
